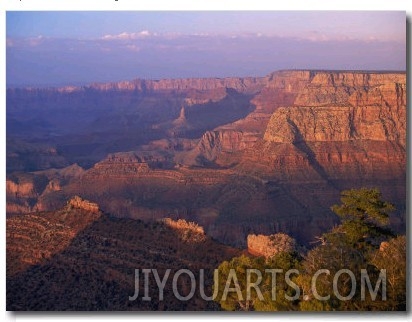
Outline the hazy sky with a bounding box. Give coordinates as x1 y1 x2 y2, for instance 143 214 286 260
6 11 406 86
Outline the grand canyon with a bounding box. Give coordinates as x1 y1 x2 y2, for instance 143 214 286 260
6 70 407 310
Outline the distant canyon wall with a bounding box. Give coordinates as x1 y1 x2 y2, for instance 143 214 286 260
6 70 406 247
264 71 406 145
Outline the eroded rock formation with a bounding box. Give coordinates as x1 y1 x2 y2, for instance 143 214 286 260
6 70 406 247
67 196 100 213
264 71 406 145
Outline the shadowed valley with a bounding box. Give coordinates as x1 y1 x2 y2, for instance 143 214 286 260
7 70 406 245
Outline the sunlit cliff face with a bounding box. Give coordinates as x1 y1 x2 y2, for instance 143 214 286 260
6 70 406 247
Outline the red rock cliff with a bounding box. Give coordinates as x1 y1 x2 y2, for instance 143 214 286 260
264 71 406 146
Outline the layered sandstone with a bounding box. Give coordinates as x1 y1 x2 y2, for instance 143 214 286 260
257 71 406 185
86 153 151 177
6 180 37 199
252 70 314 113
294 72 406 107
182 70 317 166
237 71 406 245
264 104 406 145
264 71 406 146
88 77 266 94
6 164 86 216
188 130 257 164
8 76 266 97
6 70 407 248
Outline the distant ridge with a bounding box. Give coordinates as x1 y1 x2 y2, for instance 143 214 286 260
7 69 406 91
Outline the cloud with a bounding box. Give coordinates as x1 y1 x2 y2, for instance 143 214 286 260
139 30 150 37
102 30 153 40
7 32 406 87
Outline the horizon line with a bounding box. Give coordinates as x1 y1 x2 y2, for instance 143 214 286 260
7 69 407 90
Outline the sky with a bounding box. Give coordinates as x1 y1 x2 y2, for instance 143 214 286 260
6 11 406 86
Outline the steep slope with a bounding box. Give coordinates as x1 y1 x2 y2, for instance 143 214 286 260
252 71 406 180
239 70 406 233
7 77 265 170
192 70 406 166
265 72 406 144
6 70 407 248
186 70 314 166
7 197 240 311
6 164 85 216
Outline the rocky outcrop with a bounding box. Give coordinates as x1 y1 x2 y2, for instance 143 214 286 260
252 70 313 113
256 71 406 186
294 72 406 107
172 106 188 127
6 164 86 216
82 150 234 185
264 104 406 145
6 70 407 248
85 153 151 178
6 174 49 215
187 130 258 165
7 201 102 276
6 180 37 199
66 196 100 213
201 130 257 153
247 233 297 258
187 70 339 165
264 71 406 146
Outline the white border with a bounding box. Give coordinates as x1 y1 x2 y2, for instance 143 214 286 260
0 0 411 11
1 1 410 322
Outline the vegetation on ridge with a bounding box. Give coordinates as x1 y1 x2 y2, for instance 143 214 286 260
214 188 406 311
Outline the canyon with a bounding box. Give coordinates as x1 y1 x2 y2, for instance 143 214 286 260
6 69 407 311
7 70 406 249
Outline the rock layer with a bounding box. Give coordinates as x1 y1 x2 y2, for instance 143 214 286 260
264 71 406 145
6 70 407 248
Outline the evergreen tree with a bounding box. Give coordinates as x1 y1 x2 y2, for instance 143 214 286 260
214 255 265 311
298 188 397 310
330 187 394 252
214 188 405 311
